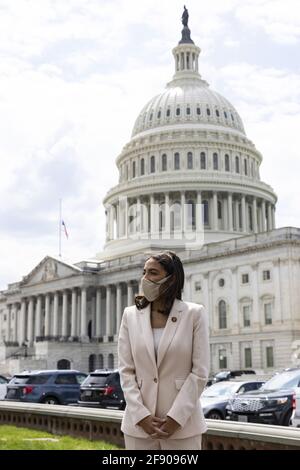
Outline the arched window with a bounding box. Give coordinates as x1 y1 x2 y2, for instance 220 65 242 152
235 156 240 173
132 161 136 178
149 112 153 121
213 153 219 170
216 109 220 117
159 204 165 231
57 359 70 370
88 354 96 372
200 152 206 169
150 156 155 173
162 154 167 171
174 152 180 170
197 107 201 115
157 110 161 119
140 158 145 176
166 109 170 117
244 158 248 175
108 354 114 369
251 161 254 177
186 107 191 115
225 154 230 171
187 199 196 230
176 107 180 116
224 111 228 119
206 108 211 116
203 200 209 225
218 300 227 329
125 165 128 180
218 200 222 219
187 152 193 169
98 354 104 369
170 201 181 232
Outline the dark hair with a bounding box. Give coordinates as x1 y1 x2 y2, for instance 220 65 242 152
135 250 185 316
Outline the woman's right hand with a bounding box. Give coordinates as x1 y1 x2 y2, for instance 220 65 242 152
137 415 166 437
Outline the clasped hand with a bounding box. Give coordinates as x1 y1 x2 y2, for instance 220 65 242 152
138 415 181 439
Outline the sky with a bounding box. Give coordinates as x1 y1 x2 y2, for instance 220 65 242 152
0 0 299 289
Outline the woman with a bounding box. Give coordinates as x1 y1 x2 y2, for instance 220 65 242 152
118 251 210 450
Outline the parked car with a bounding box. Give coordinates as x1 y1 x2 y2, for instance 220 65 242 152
201 380 264 420
5 370 87 405
78 369 125 410
291 389 300 427
226 367 300 426
207 369 256 386
0 375 9 400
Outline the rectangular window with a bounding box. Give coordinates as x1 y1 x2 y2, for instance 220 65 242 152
242 274 249 284
243 306 251 327
194 282 201 291
244 348 252 368
264 303 272 325
266 346 274 368
263 270 271 281
219 349 227 369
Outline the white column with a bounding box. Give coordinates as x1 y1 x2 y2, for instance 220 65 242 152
96 288 102 337
116 283 122 335
228 193 233 231
231 268 239 334
116 203 120 238
53 292 59 337
19 300 26 345
125 197 129 237
273 260 282 325
45 294 51 337
267 202 272 231
80 287 87 338
127 282 134 306
272 205 276 229
13 304 19 343
241 194 247 232
136 197 141 234
181 191 186 233
62 290 68 337
251 264 260 330
77 291 81 335
6 305 11 341
71 289 77 338
35 295 42 340
196 191 202 233
213 192 218 230
27 297 34 345
253 197 258 233
261 200 266 231
165 193 170 238
150 194 155 235
106 285 112 337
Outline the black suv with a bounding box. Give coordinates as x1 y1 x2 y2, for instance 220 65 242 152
78 369 125 410
226 368 300 426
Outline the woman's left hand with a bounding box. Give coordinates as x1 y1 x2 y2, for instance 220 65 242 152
151 416 181 439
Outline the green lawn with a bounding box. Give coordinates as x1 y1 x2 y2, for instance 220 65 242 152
0 425 122 450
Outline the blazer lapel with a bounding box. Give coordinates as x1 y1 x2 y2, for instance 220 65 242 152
139 303 157 371
157 299 183 369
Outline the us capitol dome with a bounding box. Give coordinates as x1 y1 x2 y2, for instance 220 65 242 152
101 11 277 260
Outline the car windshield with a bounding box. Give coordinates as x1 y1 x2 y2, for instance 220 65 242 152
10 375 32 384
202 382 240 397
82 374 110 386
261 371 300 391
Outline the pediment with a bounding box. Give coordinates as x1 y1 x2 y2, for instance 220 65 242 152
21 256 82 286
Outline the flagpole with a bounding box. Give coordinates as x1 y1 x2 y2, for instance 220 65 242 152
59 198 62 258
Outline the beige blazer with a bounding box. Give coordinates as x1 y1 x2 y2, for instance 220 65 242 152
118 298 210 439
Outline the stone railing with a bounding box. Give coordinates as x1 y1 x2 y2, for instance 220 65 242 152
0 402 300 449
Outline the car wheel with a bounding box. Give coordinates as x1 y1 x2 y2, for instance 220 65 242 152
207 410 223 420
42 396 59 405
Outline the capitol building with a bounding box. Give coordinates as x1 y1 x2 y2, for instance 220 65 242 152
1 15 300 376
